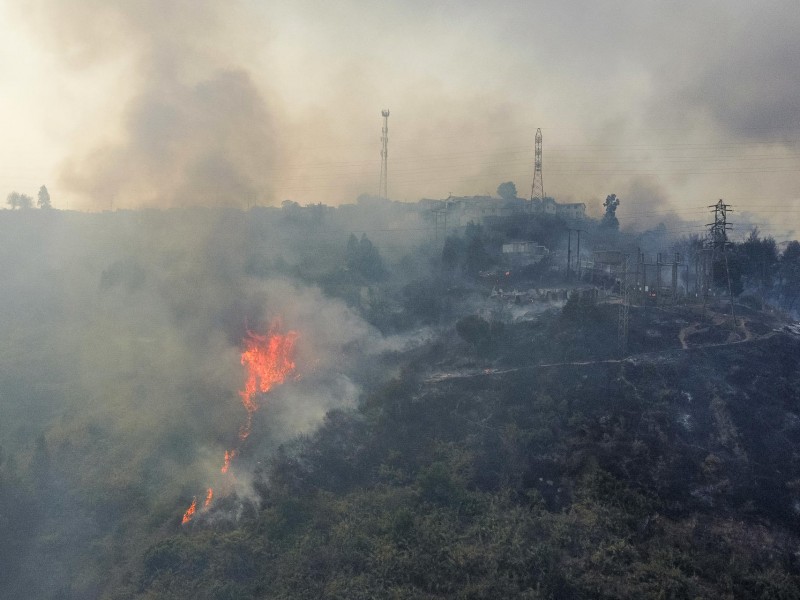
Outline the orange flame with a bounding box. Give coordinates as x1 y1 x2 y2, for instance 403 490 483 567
222 327 298 470
221 449 235 473
181 326 298 524
238 328 299 437
181 497 197 524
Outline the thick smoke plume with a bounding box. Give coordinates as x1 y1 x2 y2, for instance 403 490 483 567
0 206 413 596
17 0 279 208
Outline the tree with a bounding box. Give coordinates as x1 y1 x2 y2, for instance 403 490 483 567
736 228 777 294
779 241 800 310
497 181 518 201
346 233 386 281
464 224 493 274
6 192 33 209
600 194 620 230
281 199 302 223
37 185 51 209
441 235 466 273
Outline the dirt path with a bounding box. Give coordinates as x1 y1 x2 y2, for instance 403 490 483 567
677 312 753 349
426 329 781 383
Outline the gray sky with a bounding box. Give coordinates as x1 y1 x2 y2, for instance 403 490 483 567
1 0 798 237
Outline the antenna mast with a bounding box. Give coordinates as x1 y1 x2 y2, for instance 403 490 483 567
529 128 544 209
379 109 390 199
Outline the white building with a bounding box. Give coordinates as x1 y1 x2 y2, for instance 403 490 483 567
530 198 585 219
555 202 586 220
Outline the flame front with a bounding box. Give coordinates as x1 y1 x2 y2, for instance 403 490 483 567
181 497 197 524
237 329 298 440
181 325 298 525
221 449 235 474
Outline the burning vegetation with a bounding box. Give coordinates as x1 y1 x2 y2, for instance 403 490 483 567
2 202 800 599
182 326 298 524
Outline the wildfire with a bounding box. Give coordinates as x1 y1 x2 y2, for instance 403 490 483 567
181 325 298 525
181 497 197 524
221 449 235 474
238 328 298 439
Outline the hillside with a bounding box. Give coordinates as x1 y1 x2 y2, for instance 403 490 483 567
1 209 799 599
128 309 800 599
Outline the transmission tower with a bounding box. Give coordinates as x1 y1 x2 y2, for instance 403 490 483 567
706 199 736 325
529 128 544 208
379 109 390 199
708 199 732 250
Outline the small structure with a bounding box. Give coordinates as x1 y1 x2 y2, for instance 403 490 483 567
529 197 586 219
592 250 625 274
556 202 586 220
502 241 549 267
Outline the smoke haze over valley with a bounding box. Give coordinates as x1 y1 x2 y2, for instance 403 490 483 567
3 2 800 598
0 0 798 236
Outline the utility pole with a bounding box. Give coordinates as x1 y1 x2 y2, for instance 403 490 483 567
685 261 690 298
565 228 585 281
701 246 711 314
618 256 630 357
566 229 572 280
656 253 662 306
379 109 390 200
672 253 679 300
641 253 647 302
694 253 700 296
432 200 449 245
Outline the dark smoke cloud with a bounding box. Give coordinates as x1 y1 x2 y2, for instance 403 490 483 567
62 69 278 208
644 3 800 141
617 176 685 232
677 34 800 139
18 0 280 208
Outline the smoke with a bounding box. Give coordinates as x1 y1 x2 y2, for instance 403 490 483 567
0 206 423 596
617 176 687 233
62 70 279 208
16 0 280 209
648 4 800 141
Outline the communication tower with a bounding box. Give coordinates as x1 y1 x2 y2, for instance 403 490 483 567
529 128 544 208
379 109 390 199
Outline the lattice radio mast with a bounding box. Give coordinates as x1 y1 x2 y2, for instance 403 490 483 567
379 109 390 199
529 128 544 209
